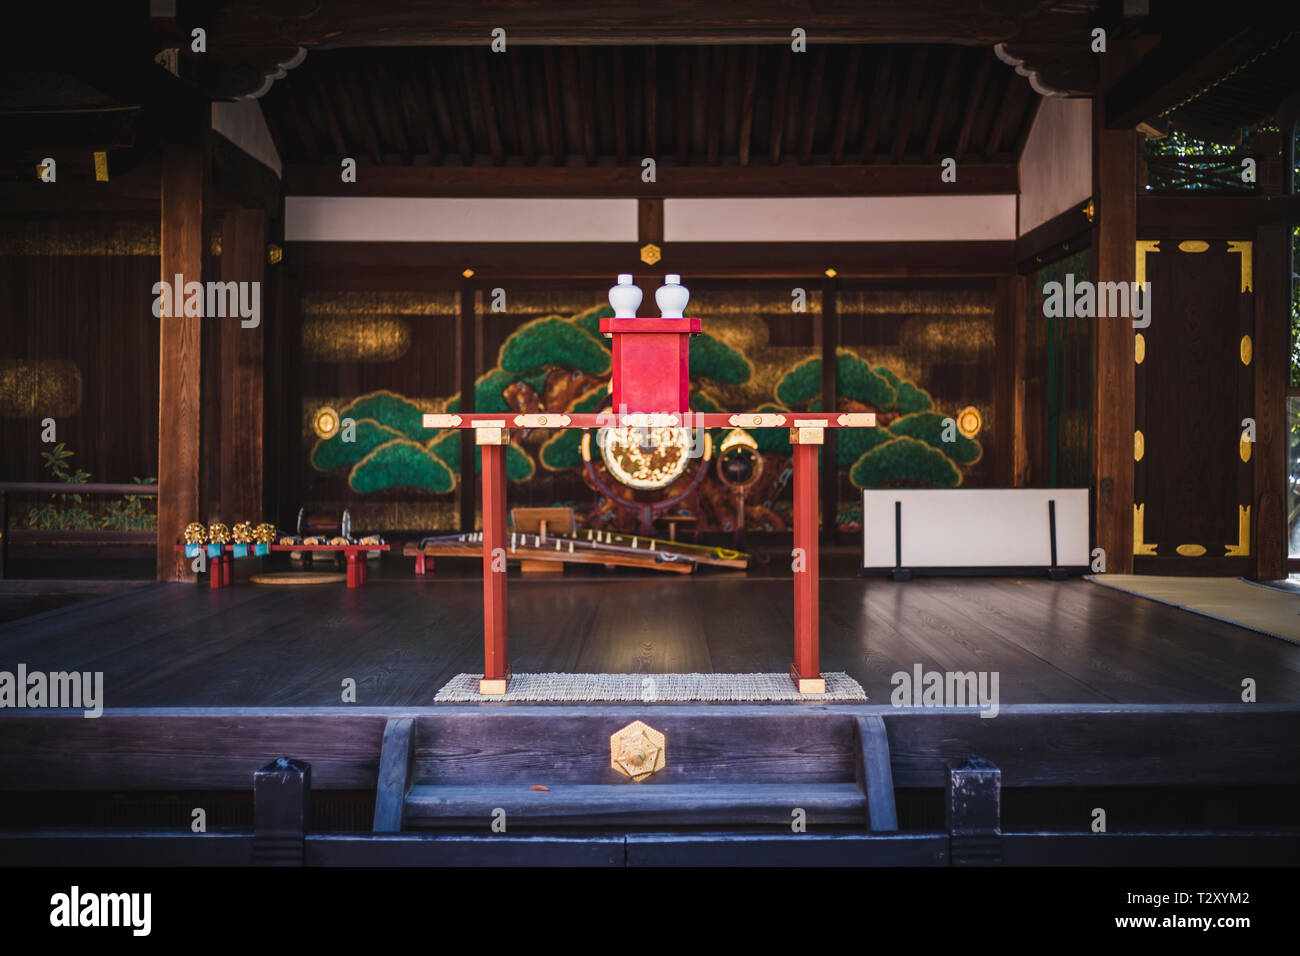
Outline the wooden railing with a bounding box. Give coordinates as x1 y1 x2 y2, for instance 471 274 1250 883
0 482 159 578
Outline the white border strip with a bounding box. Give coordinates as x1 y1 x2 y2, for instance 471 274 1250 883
285 197 639 242
665 196 1016 242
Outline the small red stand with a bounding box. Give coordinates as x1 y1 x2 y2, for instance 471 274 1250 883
598 316 700 412
425 283 874 696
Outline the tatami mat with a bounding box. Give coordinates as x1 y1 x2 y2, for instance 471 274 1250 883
1087 575 1300 646
434 672 868 702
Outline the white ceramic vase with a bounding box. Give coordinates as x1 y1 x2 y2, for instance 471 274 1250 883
655 274 689 319
608 274 642 318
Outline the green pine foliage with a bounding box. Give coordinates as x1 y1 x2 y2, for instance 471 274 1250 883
349 440 456 494
571 304 614 346
836 426 893 467
689 333 752 385
775 356 823 406
835 352 896 408
499 316 611 376
311 418 403 471
340 391 427 441
849 435 962 488
888 411 982 464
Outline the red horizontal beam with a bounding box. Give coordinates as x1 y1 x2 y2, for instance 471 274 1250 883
422 412 876 430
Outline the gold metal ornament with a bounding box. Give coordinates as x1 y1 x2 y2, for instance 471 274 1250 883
208 522 231 544
231 521 254 544
183 522 207 545
266 243 283 265
956 406 982 439
639 243 661 265
312 406 340 440
610 720 666 782
253 523 277 544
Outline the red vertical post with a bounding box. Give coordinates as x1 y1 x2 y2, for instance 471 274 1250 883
346 550 360 588
790 428 825 694
479 431 511 694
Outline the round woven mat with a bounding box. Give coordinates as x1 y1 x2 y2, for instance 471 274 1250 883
250 571 347 586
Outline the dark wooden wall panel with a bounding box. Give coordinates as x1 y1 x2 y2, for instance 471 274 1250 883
1136 240 1253 569
0 249 160 485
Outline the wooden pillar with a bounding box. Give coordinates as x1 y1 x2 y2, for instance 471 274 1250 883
1090 97 1137 574
994 275 1029 487
821 279 839 540
790 428 824 694
478 427 511 694
219 208 265 523
458 281 477 532
1253 223 1289 580
157 117 210 581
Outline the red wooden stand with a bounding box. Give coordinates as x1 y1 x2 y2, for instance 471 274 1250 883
425 292 871 697
425 410 872 696
173 543 389 589
479 438 511 694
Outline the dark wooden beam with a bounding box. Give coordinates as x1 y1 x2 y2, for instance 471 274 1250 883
953 50 993 163
218 207 266 525
1138 195 1300 233
157 114 210 581
821 278 839 541
431 59 473 166
344 68 383 165
612 48 628 166
638 198 664 243
769 51 791 165
983 69 1019 160
1253 223 1289 580
543 48 565 165
643 46 658 159
705 48 724 167
284 162 1018 197
737 46 758 167
407 61 443 166
195 4 1102 49
373 60 411 165
830 46 861 165
859 47 893 163
458 280 476 532
1014 199 1092 272
1090 98 1137 574
994 274 1028 487
799 46 827 165
578 49 596 166
286 239 1016 280
473 48 504 166
924 47 963 160
891 47 928 164
1105 24 1294 130
676 48 692 166
507 54 535 166
314 74 349 160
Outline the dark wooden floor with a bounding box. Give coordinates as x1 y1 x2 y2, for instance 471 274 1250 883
2 558 1299 706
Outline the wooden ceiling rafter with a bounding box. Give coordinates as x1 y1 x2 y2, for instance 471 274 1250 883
923 46 963 161
953 49 993 164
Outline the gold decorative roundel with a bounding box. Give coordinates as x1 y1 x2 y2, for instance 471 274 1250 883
599 424 692 490
313 405 341 440
955 406 982 439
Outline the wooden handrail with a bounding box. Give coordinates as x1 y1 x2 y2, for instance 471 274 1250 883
0 482 158 495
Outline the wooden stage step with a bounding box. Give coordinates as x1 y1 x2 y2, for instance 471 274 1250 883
404 783 867 826
373 707 898 831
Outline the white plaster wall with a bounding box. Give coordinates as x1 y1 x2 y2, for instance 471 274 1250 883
1018 96 1092 235
284 197 639 242
664 196 1017 242
211 101 282 177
